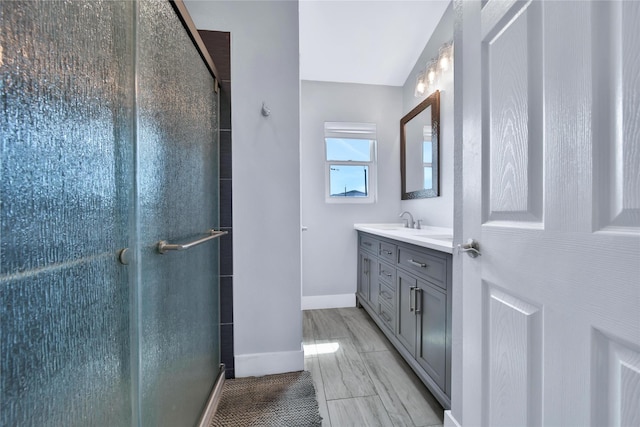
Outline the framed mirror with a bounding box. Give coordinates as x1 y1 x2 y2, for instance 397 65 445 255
400 90 440 199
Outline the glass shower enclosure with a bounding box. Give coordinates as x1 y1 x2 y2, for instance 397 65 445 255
1 1 223 425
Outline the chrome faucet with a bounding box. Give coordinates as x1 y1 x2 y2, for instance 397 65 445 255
399 211 415 229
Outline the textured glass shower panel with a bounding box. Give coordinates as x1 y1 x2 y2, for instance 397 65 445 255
136 1 220 425
1 1 134 426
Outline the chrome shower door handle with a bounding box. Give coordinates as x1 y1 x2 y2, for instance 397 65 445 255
157 229 228 254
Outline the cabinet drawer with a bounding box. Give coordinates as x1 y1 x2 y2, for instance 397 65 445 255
360 234 379 254
378 300 395 332
377 261 396 287
397 246 446 289
378 280 395 309
378 241 397 263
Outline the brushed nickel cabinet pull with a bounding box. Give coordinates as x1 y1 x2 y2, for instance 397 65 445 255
415 288 423 314
408 259 427 268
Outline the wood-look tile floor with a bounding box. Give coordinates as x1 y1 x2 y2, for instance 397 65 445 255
304 308 444 427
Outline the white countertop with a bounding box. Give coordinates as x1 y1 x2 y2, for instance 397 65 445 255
354 223 454 254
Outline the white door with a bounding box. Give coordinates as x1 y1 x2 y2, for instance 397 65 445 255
458 1 640 426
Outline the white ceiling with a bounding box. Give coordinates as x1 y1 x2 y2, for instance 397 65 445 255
299 0 451 86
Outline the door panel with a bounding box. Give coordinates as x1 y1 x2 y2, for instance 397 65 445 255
593 0 640 231
136 1 220 426
1 2 135 425
482 0 543 225
592 329 640 426
459 0 640 425
484 285 542 427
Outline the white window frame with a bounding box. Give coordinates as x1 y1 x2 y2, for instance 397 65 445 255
324 122 377 204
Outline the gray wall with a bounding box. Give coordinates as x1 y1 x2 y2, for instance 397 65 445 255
300 81 402 305
185 0 302 376
401 4 455 228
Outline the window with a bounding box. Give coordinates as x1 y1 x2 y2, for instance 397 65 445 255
324 122 377 203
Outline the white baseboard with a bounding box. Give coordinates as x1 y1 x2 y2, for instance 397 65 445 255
235 347 304 378
301 293 355 310
444 410 461 427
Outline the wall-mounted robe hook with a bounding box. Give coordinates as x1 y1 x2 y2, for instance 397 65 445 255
261 102 271 117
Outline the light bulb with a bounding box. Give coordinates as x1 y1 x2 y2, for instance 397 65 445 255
439 56 450 71
426 59 438 85
438 42 453 72
414 71 427 97
427 69 436 84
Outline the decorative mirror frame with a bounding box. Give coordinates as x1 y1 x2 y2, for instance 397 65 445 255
400 90 440 200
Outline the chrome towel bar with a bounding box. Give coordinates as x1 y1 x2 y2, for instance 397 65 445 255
157 229 227 254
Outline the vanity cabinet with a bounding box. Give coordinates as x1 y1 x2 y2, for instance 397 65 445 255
356 231 452 409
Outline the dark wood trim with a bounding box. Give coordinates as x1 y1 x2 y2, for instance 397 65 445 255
400 90 441 200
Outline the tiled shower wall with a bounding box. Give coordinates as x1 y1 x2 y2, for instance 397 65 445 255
199 30 234 379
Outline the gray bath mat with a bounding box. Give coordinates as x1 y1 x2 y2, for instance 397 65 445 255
210 370 322 427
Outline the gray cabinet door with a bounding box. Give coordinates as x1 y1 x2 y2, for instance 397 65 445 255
369 261 379 311
368 257 379 308
396 270 417 355
416 279 447 390
358 250 379 306
358 250 371 302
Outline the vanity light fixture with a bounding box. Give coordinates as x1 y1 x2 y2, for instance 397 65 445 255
414 70 427 97
414 40 454 97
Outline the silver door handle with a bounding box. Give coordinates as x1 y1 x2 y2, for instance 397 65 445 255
458 238 481 258
158 229 227 254
409 286 416 312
